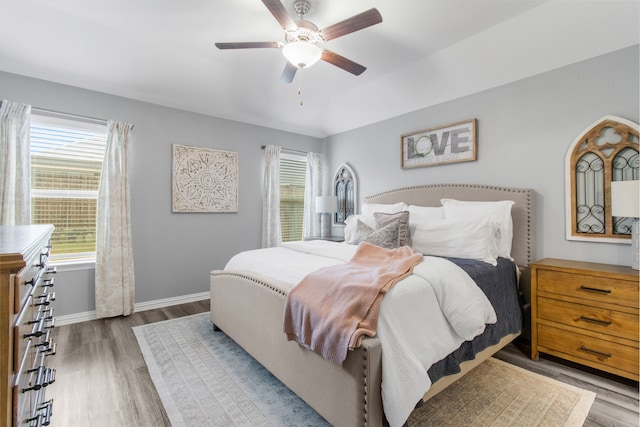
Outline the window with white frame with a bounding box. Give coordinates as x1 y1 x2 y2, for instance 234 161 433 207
279 152 307 242
30 112 107 262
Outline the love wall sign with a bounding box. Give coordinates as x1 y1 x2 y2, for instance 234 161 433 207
401 119 477 168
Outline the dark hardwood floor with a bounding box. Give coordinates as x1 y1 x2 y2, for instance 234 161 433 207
47 301 639 427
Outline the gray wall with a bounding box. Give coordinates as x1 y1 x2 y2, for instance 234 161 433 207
324 46 639 267
0 71 321 316
1 45 638 316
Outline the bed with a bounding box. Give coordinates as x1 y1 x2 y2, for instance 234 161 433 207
210 184 535 427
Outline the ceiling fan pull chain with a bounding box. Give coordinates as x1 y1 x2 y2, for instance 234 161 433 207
298 67 304 106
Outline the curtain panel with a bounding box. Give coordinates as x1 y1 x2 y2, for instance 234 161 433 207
303 152 322 238
0 100 31 225
95 120 135 318
262 145 281 248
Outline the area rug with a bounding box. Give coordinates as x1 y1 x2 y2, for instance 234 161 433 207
133 313 596 427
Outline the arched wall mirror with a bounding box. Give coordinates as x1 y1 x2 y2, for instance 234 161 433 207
332 163 358 226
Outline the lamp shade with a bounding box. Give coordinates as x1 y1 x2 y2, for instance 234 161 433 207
316 196 337 213
282 41 322 69
611 180 640 218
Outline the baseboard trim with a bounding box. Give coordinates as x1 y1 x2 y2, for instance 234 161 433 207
55 291 210 326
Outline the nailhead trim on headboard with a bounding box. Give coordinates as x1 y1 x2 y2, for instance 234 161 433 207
364 184 535 266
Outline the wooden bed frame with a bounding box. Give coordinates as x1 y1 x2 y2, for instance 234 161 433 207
210 184 535 427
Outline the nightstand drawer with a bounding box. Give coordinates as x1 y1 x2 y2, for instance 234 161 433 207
538 324 639 378
537 269 638 308
538 297 639 341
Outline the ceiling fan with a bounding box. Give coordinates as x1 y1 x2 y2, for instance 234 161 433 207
215 0 383 84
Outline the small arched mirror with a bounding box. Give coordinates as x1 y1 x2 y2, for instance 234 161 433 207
333 163 358 225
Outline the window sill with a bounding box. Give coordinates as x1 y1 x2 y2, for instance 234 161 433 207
51 258 96 272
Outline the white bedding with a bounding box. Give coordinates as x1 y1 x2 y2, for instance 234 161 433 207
225 240 497 427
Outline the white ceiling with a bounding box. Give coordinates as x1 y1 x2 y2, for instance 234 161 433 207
0 0 638 138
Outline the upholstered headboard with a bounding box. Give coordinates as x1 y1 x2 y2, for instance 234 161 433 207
364 184 536 267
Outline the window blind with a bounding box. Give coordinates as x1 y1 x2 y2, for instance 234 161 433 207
30 113 107 260
280 154 307 242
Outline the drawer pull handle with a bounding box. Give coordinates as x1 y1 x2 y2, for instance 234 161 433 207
41 277 55 288
22 367 56 392
27 414 44 427
38 252 49 268
41 341 57 356
24 318 45 338
40 399 53 426
579 316 613 326
25 317 54 338
579 285 611 294
27 399 53 427
35 292 56 306
37 307 54 321
22 366 52 391
579 346 612 358
33 331 56 356
43 367 56 387
34 331 51 349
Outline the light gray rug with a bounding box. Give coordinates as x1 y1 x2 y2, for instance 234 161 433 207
133 313 330 426
134 312 596 427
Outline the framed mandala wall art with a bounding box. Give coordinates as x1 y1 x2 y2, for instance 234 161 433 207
172 144 238 213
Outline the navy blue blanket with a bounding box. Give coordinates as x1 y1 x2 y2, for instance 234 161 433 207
426 257 522 383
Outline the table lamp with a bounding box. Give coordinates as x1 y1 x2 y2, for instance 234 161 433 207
316 196 337 238
611 180 639 270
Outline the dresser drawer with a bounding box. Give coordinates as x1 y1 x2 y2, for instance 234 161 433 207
537 269 638 308
537 297 639 341
538 324 639 378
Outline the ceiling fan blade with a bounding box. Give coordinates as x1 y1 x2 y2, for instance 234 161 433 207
215 41 280 49
320 8 382 41
280 62 297 84
262 0 297 32
321 50 366 76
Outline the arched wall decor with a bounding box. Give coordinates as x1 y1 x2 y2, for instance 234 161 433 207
565 115 639 243
332 163 358 226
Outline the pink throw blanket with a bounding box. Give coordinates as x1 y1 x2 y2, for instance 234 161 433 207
283 242 423 366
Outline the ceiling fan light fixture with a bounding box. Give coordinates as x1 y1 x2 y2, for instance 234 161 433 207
282 41 322 69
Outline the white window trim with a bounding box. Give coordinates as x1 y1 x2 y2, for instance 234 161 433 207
52 258 96 271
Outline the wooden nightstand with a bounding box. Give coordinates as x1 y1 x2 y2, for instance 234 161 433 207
531 258 639 380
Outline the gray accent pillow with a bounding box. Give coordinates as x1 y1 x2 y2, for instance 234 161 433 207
374 211 411 247
351 219 400 249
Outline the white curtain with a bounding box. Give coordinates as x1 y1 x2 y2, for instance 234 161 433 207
95 120 135 318
262 145 281 248
0 100 31 225
303 152 322 238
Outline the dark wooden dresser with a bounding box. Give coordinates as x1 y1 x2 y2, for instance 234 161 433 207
531 258 639 381
1 225 57 427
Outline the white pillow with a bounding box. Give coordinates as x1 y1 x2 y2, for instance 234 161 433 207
441 199 515 260
407 205 444 236
361 202 407 217
411 216 500 265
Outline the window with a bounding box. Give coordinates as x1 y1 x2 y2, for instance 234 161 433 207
565 116 639 242
280 153 307 242
30 112 107 262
